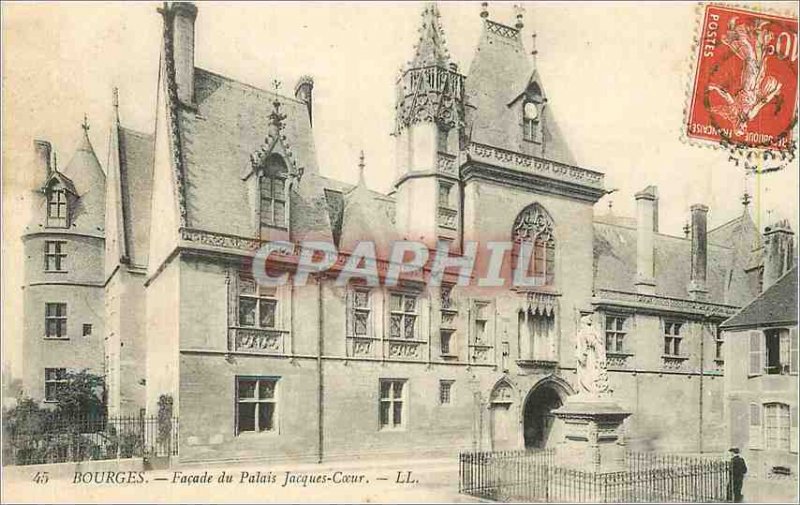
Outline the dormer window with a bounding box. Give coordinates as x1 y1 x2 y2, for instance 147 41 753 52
523 101 542 143
259 155 288 230
47 189 68 228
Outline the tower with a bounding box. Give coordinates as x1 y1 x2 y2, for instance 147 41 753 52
21 120 106 403
393 3 465 249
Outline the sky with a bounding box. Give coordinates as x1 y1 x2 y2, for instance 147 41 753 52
2 1 798 379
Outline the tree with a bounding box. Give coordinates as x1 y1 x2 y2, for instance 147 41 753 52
54 369 105 419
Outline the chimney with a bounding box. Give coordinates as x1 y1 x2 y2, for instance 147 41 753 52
762 220 795 291
170 2 198 105
33 140 52 176
294 76 314 127
635 186 657 294
688 204 709 299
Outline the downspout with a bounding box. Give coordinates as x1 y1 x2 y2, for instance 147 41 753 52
699 313 706 453
317 278 324 463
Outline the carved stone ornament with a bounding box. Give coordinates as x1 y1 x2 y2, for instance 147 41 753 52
513 204 554 244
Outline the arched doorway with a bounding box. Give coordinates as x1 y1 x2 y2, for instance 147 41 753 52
523 384 563 449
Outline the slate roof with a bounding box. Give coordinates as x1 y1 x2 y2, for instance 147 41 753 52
117 127 154 266
593 220 760 306
465 18 575 166
52 129 106 235
721 268 798 329
180 68 334 242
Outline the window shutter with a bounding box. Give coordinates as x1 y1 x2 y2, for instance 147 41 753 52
749 331 763 376
791 405 798 453
749 403 762 449
791 328 798 375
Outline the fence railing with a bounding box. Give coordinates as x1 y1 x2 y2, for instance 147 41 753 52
4 414 179 466
459 449 732 503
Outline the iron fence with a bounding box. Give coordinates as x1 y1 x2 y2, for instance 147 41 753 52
4 414 179 466
459 449 732 503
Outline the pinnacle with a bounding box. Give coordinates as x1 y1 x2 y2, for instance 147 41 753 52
409 2 450 69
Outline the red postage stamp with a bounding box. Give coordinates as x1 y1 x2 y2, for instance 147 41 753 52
686 4 798 151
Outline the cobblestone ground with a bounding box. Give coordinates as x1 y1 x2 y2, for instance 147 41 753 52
2 457 485 504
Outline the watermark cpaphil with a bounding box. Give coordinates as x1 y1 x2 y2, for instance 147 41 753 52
686 4 798 153
250 239 555 289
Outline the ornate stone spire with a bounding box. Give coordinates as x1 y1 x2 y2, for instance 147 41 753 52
409 2 450 69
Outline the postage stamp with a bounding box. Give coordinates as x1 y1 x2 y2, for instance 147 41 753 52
686 4 798 152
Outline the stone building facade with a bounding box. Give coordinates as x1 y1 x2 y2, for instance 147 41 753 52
21 2 789 465
21 126 106 404
722 221 797 480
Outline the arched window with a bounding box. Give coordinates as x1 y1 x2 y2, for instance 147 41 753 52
259 155 288 229
512 203 555 287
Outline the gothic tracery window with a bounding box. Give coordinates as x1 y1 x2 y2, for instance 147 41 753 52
512 203 555 287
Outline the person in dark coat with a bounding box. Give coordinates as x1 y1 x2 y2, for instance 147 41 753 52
729 447 748 503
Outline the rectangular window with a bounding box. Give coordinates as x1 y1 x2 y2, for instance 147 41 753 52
238 278 278 329
44 241 67 271
663 321 683 356
605 315 627 353
765 403 790 451
352 289 371 336
766 328 791 375
236 377 278 434
715 326 724 361
260 176 286 228
45 303 67 339
44 368 67 402
438 182 452 209
379 379 406 429
47 190 68 227
389 293 417 339
474 302 489 344
440 330 453 355
441 285 454 311
82 324 92 336
439 380 453 405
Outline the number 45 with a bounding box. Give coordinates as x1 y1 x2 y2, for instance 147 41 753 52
32 471 49 484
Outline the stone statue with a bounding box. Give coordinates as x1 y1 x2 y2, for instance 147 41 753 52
576 313 611 398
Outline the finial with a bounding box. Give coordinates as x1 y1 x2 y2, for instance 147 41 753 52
480 2 489 18
683 221 690 238
269 80 286 133
358 150 366 185
81 114 90 133
741 191 751 208
531 33 538 60
514 4 525 30
52 152 58 173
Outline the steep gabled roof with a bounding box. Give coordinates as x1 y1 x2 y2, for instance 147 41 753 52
179 67 334 242
593 220 759 305
465 18 575 165
118 127 154 267
721 268 798 329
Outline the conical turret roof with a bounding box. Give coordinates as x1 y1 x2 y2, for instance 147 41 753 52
409 3 450 68
60 121 106 233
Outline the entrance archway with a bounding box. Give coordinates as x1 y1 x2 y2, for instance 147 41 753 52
523 384 563 449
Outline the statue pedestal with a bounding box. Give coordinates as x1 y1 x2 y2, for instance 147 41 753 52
552 396 631 472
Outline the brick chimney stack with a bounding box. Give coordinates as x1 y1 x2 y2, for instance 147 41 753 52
688 204 709 300
294 76 314 127
33 139 52 176
635 186 658 294
762 220 795 292
170 2 198 105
